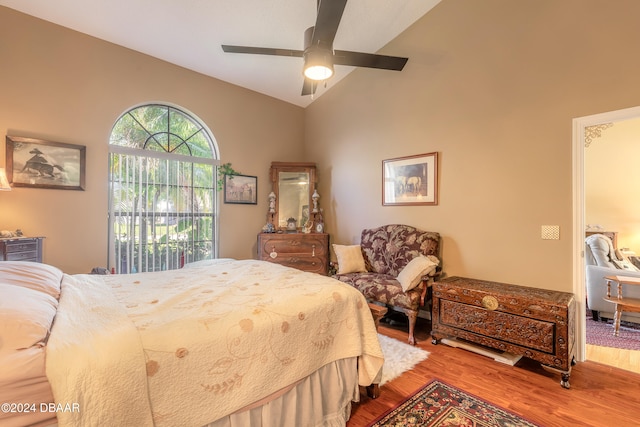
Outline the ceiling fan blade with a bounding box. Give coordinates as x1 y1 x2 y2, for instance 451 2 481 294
333 50 408 70
311 0 348 48
222 45 303 57
301 78 317 96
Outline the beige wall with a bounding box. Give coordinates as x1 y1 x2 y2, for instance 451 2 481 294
305 0 640 292
0 6 304 273
5 0 640 290
586 117 640 252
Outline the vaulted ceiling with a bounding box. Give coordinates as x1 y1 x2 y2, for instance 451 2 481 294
0 0 441 107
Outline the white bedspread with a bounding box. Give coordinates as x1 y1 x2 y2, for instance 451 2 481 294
46 259 383 426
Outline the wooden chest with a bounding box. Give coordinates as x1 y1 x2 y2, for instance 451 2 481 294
257 233 329 275
0 237 44 262
431 276 576 388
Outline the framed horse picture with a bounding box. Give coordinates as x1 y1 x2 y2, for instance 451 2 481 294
6 136 86 190
383 152 438 206
223 174 257 204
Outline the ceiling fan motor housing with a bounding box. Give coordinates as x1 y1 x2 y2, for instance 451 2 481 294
303 26 334 80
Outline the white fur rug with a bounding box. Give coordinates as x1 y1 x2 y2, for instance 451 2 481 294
378 334 430 385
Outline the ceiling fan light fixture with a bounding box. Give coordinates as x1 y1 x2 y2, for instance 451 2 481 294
303 49 334 81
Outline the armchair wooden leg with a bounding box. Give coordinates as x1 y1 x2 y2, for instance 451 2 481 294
406 309 418 346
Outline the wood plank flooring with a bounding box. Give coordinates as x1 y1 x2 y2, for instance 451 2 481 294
348 320 640 427
586 344 640 374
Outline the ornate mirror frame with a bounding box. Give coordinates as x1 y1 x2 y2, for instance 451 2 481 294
269 161 317 232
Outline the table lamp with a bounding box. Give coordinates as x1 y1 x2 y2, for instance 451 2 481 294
0 168 11 191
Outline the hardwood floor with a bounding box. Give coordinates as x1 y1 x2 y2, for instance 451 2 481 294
348 320 640 426
587 344 640 374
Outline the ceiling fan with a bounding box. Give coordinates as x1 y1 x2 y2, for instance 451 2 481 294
221 0 409 96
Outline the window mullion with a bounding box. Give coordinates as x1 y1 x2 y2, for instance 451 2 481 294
126 155 133 274
164 158 170 271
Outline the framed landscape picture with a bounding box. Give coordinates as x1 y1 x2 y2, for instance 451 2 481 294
6 136 86 190
383 152 438 206
224 174 257 204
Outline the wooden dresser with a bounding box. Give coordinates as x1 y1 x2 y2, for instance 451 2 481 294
0 236 44 262
257 233 329 275
431 276 576 388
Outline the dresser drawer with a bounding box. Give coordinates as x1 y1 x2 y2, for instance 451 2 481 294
6 251 39 261
5 241 38 253
259 236 327 257
438 299 556 354
273 256 327 275
257 233 329 275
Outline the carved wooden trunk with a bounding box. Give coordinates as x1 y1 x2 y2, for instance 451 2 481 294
257 233 329 275
431 276 576 388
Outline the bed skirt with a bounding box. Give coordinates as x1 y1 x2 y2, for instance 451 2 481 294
36 357 359 427
205 357 359 427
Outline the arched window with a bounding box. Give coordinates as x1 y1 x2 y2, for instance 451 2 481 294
108 104 219 273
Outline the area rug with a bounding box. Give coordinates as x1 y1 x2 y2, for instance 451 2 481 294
368 379 539 427
378 334 429 386
585 317 640 351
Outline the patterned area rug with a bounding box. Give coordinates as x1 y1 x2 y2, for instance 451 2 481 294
368 379 539 427
586 317 640 351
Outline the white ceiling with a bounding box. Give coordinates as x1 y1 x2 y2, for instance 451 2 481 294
0 0 441 107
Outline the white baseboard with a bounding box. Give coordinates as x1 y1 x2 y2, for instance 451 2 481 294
441 337 522 366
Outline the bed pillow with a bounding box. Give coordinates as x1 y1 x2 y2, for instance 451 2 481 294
397 255 439 292
333 244 367 274
0 261 62 299
0 284 58 353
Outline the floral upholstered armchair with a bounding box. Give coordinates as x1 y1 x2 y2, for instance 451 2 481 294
332 224 441 345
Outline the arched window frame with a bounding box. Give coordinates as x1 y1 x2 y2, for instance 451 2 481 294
108 103 220 273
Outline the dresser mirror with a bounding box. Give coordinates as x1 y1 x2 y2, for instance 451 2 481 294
269 162 317 231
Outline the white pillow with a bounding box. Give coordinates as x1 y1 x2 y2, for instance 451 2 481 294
0 284 58 352
0 261 62 299
333 244 367 274
397 255 439 292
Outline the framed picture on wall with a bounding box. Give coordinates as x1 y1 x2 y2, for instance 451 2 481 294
224 174 257 204
382 152 438 206
6 135 86 190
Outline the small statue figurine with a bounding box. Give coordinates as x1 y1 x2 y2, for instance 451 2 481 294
262 222 275 233
268 191 276 213
312 189 320 213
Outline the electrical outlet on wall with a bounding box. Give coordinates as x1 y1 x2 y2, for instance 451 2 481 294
541 225 560 240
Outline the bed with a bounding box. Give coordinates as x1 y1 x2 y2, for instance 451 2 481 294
0 259 383 427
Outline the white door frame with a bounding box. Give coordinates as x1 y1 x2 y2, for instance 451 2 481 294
572 105 640 361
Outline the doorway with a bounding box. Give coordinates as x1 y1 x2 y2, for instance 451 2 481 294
573 105 640 365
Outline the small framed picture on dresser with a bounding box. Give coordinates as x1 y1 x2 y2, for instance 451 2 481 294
6 136 86 191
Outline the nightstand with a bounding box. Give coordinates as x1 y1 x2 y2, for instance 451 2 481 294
0 237 45 262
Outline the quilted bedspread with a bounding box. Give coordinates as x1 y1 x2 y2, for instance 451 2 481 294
46 259 383 426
